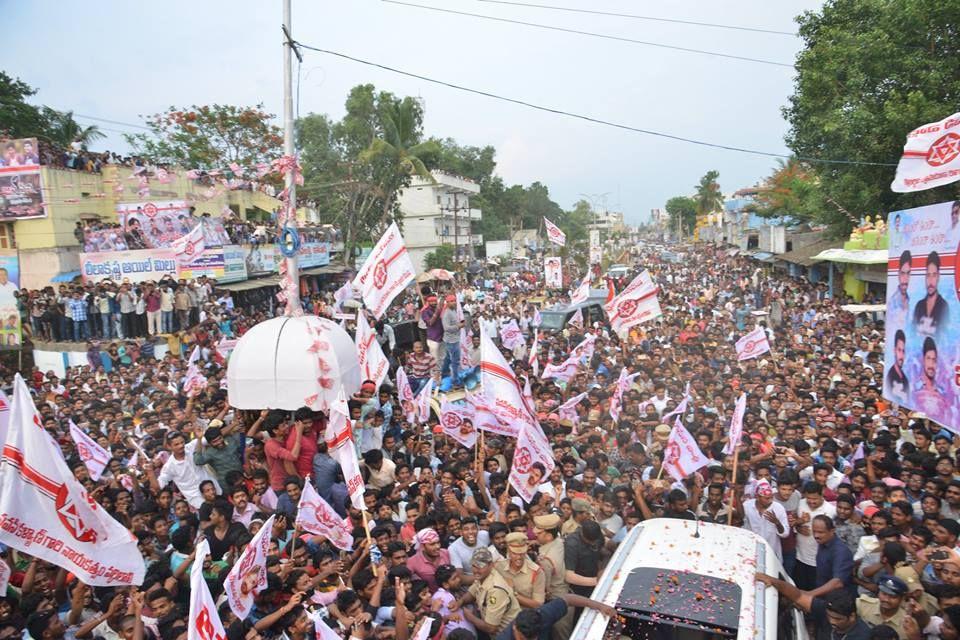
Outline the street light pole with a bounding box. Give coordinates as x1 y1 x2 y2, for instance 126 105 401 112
281 0 301 313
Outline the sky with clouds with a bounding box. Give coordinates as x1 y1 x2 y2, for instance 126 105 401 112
6 0 824 224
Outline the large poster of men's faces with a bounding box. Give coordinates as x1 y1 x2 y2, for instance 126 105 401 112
885 200 960 431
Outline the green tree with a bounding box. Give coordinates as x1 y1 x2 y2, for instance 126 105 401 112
424 244 455 270
0 73 49 139
785 0 960 235
126 104 283 169
747 158 820 222
42 109 105 150
693 170 724 216
664 196 697 235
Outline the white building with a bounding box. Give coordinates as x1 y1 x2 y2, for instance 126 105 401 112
397 171 483 271
587 210 626 234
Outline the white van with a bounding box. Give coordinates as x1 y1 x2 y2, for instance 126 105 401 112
571 518 809 640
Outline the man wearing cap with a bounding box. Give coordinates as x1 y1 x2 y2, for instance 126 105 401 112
455 547 522 637
742 479 790 561
495 533 546 609
561 498 593 537
533 513 573 640
856 576 911 638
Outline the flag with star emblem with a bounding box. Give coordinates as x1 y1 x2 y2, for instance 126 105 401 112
892 111 960 192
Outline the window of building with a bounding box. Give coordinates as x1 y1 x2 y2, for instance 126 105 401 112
0 224 16 249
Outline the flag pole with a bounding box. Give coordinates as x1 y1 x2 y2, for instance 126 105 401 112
360 509 373 546
727 446 740 526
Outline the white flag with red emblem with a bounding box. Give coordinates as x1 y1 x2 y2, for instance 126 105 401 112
0 374 144 586
528 331 539 376
542 354 581 382
569 274 591 307
439 397 477 448
0 389 9 450
570 333 596 361
558 391 588 425
415 377 434 424
509 422 555 504
480 325 537 436
532 307 542 327
296 482 354 551
722 394 747 455
68 420 110 481
499 320 524 350
326 387 365 511
188 539 226 640
568 307 584 328
543 217 566 246
224 514 275 620
353 222 416 319
396 367 417 423
171 223 206 268
661 417 709 481
609 369 640 422
465 389 514 437
355 312 389 390
735 326 771 361
544 257 563 288
891 111 960 192
605 271 661 334
460 328 473 370
309 610 342 640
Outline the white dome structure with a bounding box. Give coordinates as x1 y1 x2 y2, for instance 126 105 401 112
227 315 360 411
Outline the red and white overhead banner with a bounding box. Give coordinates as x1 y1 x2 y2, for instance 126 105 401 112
355 312 389 390
465 389 516 437
353 222 416 319
171 223 206 268
569 274 591 307
544 256 563 288
479 326 536 435
0 374 144 586
509 422 555 504
416 377 435 424
188 539 227 640
662 417 709 481
225 514 275 620
325 387 365 511
891 111 960 192
499 319 525 350
396 367 417 423
723 394 747 455
439 397 478 448
604 273 662 335
543 217 566 246
296 482 354 551
68 420 111 481
735 326 771 361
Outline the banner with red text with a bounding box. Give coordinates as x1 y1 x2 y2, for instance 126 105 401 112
225 514 275 620
891 112 960 193
353 222 416 319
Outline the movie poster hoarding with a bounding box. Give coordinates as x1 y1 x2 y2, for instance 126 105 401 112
116 201 230 249
0 138 44 221
0 250 22 348
884 200 960 432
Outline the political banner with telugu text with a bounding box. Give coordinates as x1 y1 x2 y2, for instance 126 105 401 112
0 138 44 220
735 326 771 361
661 418 709 481
296 483 354 551
0 250 21 348
605 276 662 335
543 217 566 246
188 539 227 640
508 422 555 504
891 112 960 193
224 514 275 620
355 312 389 390
353 222 416 319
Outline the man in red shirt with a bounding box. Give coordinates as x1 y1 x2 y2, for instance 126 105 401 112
407 528 450 592
285 407 317 478
263 410 303 491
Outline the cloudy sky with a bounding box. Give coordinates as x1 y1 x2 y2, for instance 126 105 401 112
7 0 823 224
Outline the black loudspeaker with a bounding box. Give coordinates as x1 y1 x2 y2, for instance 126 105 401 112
392 321 418 347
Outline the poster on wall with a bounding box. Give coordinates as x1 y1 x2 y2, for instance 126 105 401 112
0 250 21 348
884 200 960 432
0 138 44 221
178 249 226 280
244 243 278 275
544 256 562 288
299 242 331 269
220 245 248 283
80 248 178 284
117 201 231 249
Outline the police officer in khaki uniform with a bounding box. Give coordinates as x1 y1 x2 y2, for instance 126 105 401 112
561 497 593 537
534 513 574 640
856 576 910 639
495 532 546 609
455 547 521 638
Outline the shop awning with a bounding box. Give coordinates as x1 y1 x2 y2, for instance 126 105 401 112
810 248 888 265
777 239 840 266
216 276 280 292
750 251 775 261
300 265 348 276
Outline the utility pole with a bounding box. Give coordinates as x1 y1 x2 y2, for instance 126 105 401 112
453 192 459 264
281 0 301 313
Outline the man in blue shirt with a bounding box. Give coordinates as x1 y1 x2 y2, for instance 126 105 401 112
494 594 615 640
813 514 856 598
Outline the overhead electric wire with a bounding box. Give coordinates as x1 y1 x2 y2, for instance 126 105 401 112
294 43 897 167
472 0 797 37
380 0 794 68
73 114 151 131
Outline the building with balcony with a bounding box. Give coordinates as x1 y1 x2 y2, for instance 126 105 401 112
586 210 626 235
397 171 482 271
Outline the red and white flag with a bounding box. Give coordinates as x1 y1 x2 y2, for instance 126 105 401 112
455 296 465 323
0 374 144 586
558 392 588 425
570 333 596 361
532 307 542 327
225 514 275 620
722 394 747 455
353 222 416 319
609 369 640 422
0 389 9 450
396 368 417 423
215 337 238 360
333 281 355 315
459 328 473 370
326 387 365 511
188 539 226 640
527 331 539 376
569 274 591 307
68 420 111 481
183 364 208 398
891 111 960 192
509 422 555 504
544 257 563 288
605 271 661 335
661 417 709 481
439 397 477 448
465 389 514 437
355 311 389 390
542 355 580 382
479 325 535 435
296 482 354 551
735 326 771 361
500 320 524 351
309 611 343 640
543 217 566 246
171 223 205 268
415 378 434 424
568 307 584 328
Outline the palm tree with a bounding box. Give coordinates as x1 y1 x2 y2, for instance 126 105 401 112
44 109 106 150
693 170 724 216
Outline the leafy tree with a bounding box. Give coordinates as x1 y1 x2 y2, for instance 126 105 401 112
560 199 593 246
785 0 960 235
424 244 455 270
428 137 496 184
664 196 697 235
0 73 48 139
693 170 724 216
42 109 105 150
125 104 283 169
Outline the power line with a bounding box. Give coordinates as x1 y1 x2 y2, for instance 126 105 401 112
72 114 151 131
294 43 897 167
381 0 793 68
472 0 797 36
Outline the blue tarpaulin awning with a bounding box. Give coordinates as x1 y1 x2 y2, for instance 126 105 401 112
51 270 81 283
750 251 774 261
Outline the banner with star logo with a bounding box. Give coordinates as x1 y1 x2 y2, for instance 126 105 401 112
892 111 960 192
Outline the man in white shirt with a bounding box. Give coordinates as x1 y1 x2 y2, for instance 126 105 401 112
794 481 836 590
152 431 220 509
742 480 790 561
447 517 490 585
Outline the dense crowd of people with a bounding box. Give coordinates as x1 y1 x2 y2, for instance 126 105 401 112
3 240 960 640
